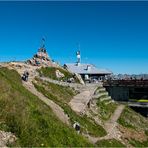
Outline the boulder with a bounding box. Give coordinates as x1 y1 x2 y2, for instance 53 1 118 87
55 70 65 78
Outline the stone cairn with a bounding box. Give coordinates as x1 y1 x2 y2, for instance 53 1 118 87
27 46 56 67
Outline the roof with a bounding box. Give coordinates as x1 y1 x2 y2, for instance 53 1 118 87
64 63 112 75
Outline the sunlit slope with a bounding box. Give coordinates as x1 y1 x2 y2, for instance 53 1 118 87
118 107 148 147
0 67 91 147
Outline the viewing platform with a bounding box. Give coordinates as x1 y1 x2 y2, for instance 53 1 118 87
103 80 148 87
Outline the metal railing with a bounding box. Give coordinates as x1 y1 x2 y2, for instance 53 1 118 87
103 80 148 87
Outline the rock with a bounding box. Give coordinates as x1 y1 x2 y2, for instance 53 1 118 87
55 70 65 78
74 73 85 85
0 131 16 147
26 46 58 67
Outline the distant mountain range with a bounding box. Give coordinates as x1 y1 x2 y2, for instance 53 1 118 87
109 74 148 80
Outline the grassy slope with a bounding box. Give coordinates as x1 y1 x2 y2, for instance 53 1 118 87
118 107 148 130
118 107 148 147
33 78 107 137
96 139 125 147
93 87 118 121
129 139 148 147
38 67 80 83
0 67 92 147
96 100 117 121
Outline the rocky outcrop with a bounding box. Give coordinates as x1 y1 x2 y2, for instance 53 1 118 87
55 70 65 78
0 131 16 147
26 47 58 67
74 73 85 85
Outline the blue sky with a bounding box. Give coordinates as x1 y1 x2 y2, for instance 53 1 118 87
0 1 148 74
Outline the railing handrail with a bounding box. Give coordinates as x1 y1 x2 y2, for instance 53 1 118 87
103 79 148 86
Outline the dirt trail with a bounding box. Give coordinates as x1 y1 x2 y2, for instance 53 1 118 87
85 105 125 144
105 105 125 133
108 105 125 123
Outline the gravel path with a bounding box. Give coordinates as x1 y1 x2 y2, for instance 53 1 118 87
105 105 125 133
69 84 99 114
85 105 125 144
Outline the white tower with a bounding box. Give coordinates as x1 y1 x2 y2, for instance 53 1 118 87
76 50 81 66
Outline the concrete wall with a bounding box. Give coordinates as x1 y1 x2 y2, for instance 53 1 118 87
105 86 129 101
105 86 148 101
105 85 148 117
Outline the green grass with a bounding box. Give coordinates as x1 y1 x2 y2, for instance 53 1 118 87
33 79 107 137
137 99 148 103
98 94 108 100
117 107 148 147
36 78 77 103
0 67 92 147
38 67 80 83
117 108 136 129
98 90 106 93
96 99 117 120
129 139 148 147
96 139 125 147
129 99 148 102
118 107 148 130
145 130 148 136
95 87 106 93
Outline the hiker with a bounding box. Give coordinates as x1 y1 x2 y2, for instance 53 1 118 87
22 71 29 82
73 122 80 134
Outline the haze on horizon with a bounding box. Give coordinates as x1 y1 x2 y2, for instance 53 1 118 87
0 1 148 74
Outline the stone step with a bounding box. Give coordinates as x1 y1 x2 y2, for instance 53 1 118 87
100 96 112 102
93 92 108 99
94 88 102 95
94 87 106 95
98 87 106 92
104 100 115 105
98 92 108 98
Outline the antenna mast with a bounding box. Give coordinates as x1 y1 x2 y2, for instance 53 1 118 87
41 37 45 48
76 43 81 65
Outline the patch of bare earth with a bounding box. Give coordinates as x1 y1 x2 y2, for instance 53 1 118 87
118 125 147 142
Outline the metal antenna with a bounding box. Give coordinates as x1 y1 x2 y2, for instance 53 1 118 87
41 37 45 48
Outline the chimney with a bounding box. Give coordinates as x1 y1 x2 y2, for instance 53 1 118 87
77 62 80 66
87 65 91 71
